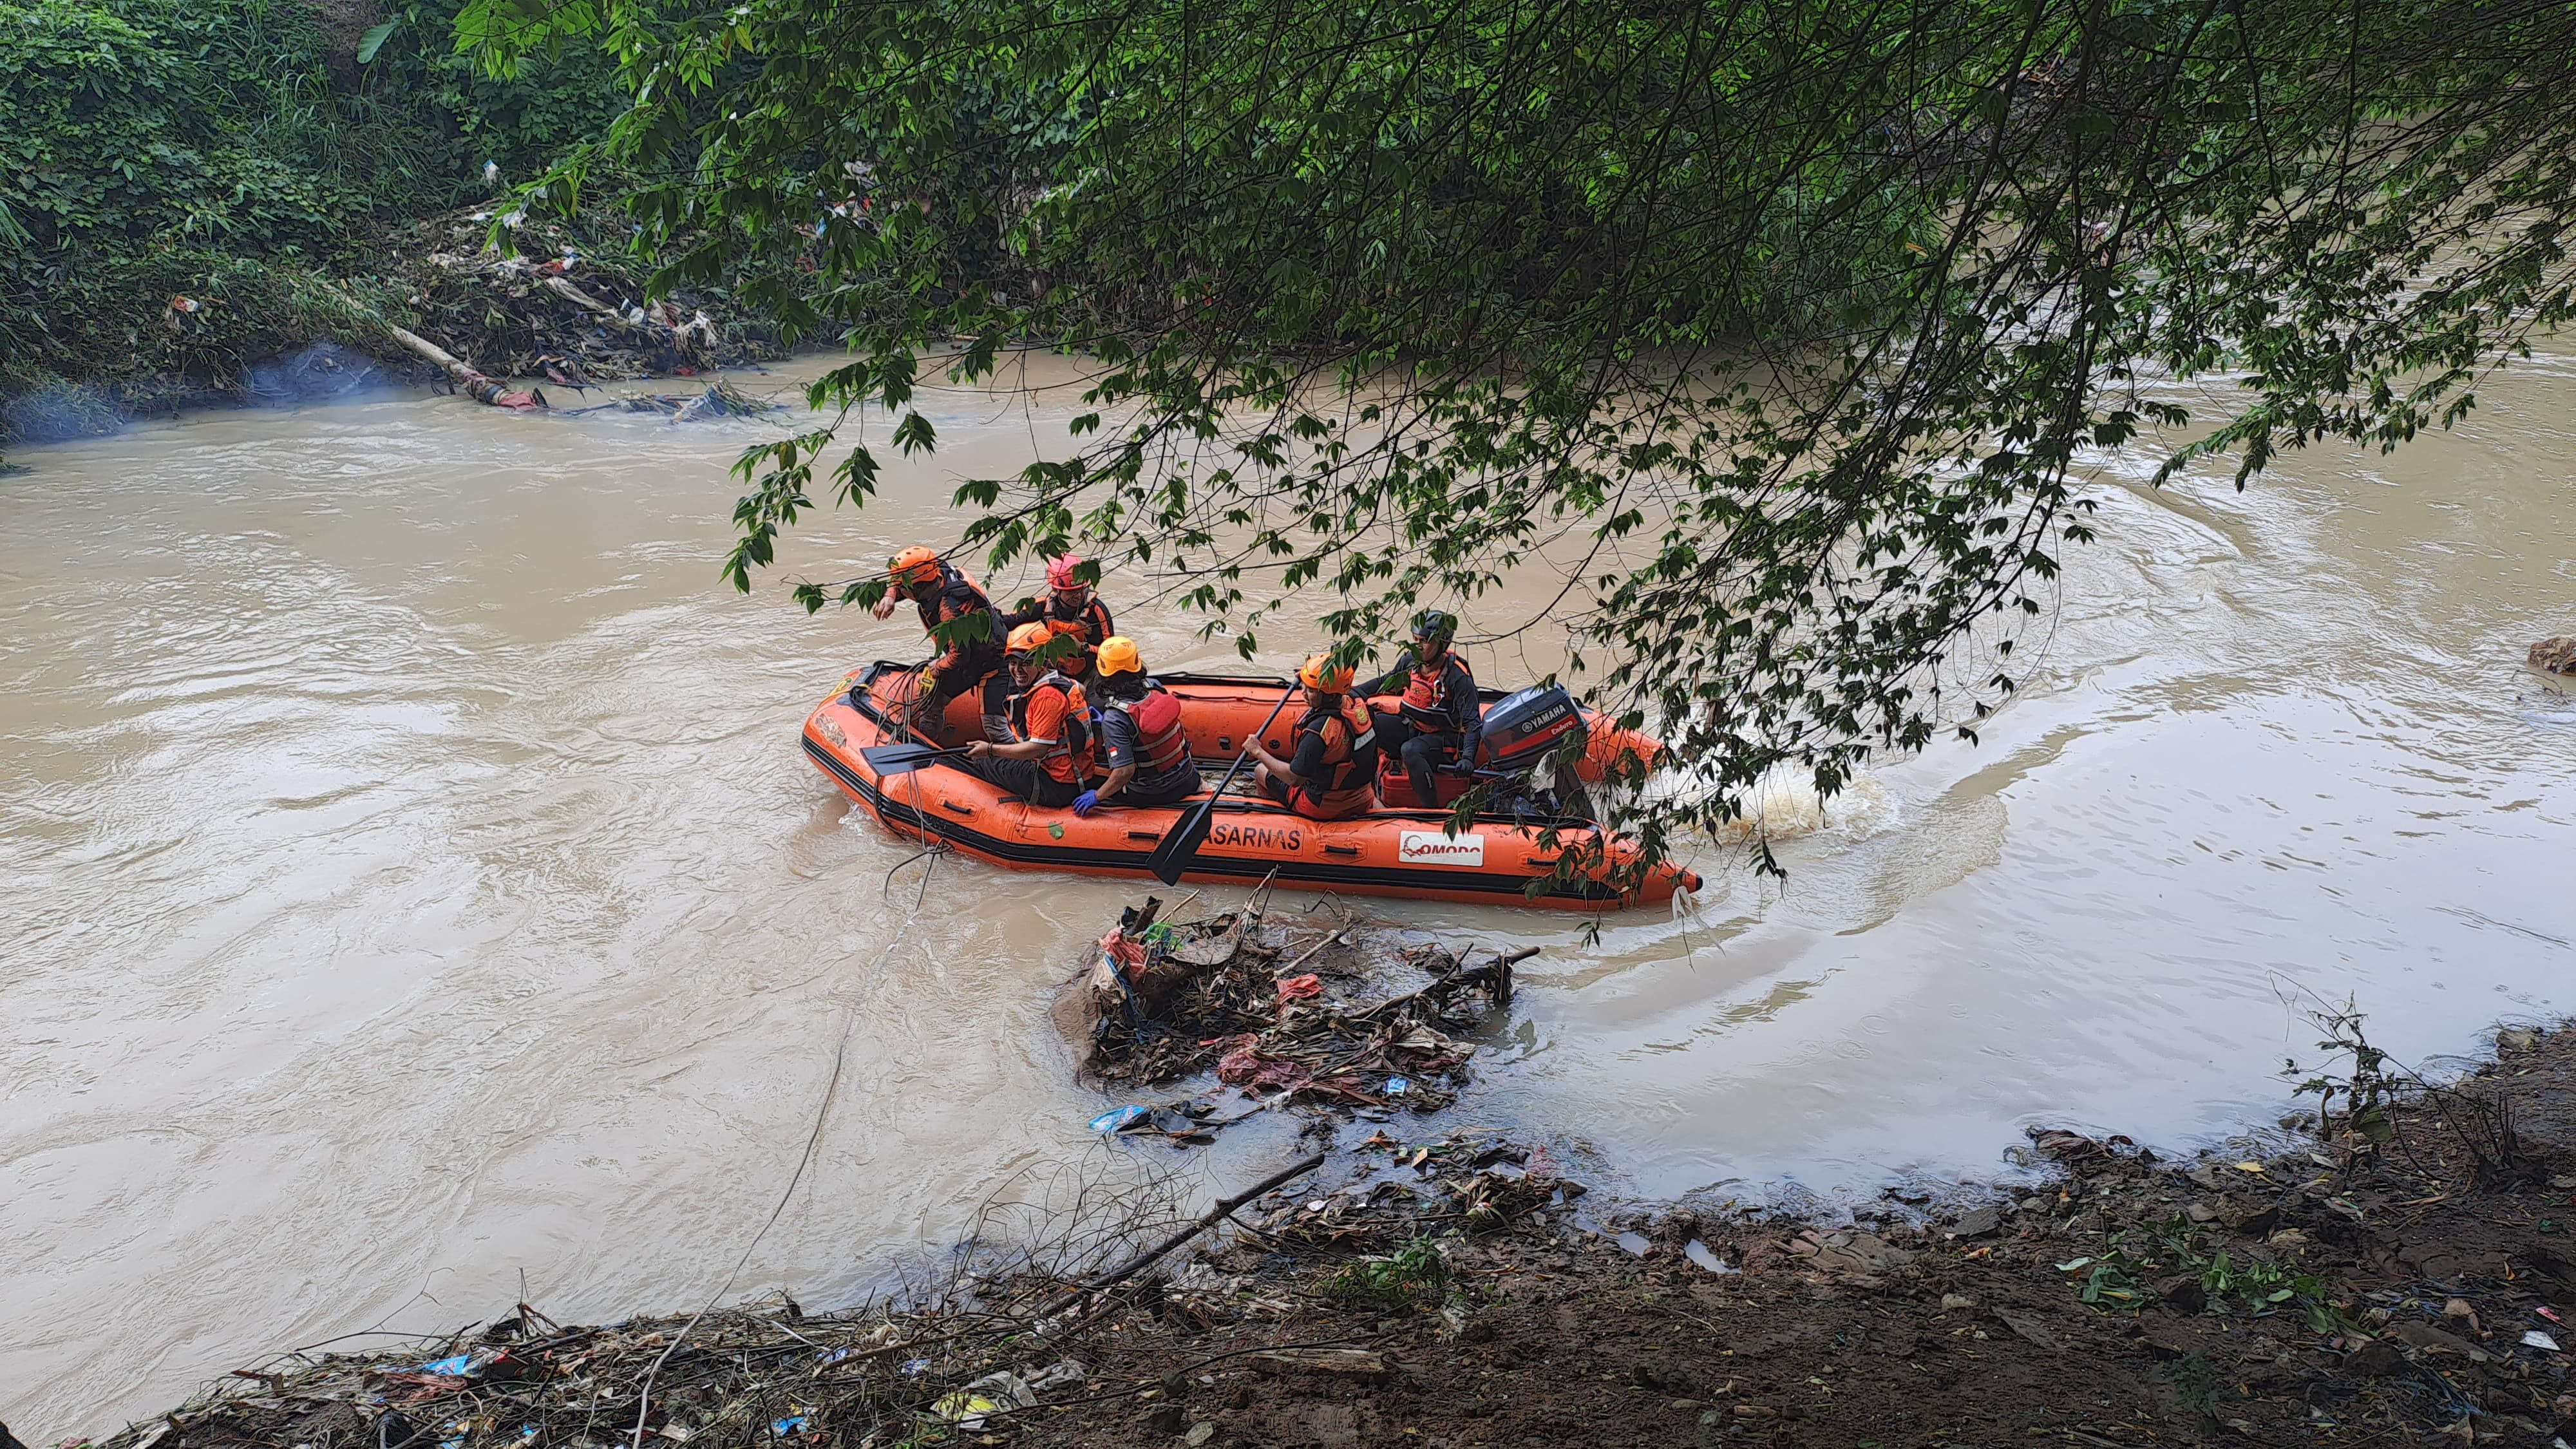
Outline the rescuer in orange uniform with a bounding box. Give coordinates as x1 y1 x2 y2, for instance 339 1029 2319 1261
961 623 1096 808
873 546 1007 743
1247 654 1381 820
1001 554 1117 681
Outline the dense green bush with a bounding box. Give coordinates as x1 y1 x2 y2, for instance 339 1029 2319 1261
0 0 633 414
3 0 397 255
358 0 636 185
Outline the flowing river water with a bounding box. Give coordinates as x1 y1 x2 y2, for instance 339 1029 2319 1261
5 352 2571 1434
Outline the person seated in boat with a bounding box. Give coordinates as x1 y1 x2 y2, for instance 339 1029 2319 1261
872 545 1007 743
1356 609 1481 809
1246 654 1381 820
961 623 1095 808
1002 554 1115 681
1074 637 1202 815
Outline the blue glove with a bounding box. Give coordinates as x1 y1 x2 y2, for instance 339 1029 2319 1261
1071 790 1100 817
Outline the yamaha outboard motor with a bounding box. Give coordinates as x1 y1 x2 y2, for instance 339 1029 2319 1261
1475 686 1595 820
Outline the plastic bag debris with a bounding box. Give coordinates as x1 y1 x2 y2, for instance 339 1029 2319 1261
1686 1240 1739 1274
931 1361 1082 1430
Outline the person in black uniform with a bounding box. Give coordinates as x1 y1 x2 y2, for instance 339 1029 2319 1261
1356 610 1481 808
1072 636 1203 814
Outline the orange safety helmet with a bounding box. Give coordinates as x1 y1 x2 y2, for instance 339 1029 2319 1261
1006 621 1055 656
1095 636 1144 676
889 546 942 587
1045 553 1086 592
1298 654 1354 693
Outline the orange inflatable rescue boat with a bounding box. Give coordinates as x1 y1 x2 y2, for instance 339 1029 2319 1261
801 662 1700 908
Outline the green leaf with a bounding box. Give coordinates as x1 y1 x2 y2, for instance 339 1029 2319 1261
354 19 398 64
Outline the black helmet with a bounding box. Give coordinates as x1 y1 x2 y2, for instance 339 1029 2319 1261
1412 609 1457 647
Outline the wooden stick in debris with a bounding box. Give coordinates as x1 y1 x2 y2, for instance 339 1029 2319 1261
1045 1152 1324 1314
1346 943 1538 1021
1273 928 1350 979
542 275 651 331
384 323 473 376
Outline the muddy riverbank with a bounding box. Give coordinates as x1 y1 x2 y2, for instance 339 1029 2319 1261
35 1017 2576 1448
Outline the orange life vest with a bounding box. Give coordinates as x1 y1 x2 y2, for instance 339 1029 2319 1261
1297 696 1379 814
1008 673 1095 783
1398 654 1468 730
1036 594 1113 670
916 564 1001 669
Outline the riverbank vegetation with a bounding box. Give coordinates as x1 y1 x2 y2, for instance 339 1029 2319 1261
0 0 772 457
464 0 2576 885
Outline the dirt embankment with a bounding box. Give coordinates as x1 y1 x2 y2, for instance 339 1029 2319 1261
1005 1030 2574 1448
26 943 2576 1449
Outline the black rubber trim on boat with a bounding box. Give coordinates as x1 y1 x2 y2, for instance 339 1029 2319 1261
801 734 1615 902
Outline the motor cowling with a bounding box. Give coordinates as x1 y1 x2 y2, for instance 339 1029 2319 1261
1475 685 1582 772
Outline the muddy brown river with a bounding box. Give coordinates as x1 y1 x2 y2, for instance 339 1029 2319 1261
5 352 2571 1434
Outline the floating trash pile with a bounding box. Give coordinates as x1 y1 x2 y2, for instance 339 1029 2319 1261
1060 893 1531 1146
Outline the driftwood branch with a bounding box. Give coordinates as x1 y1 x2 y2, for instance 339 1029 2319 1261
542 275 632 326
1272 929 1351 979
1042 1153 1325 1318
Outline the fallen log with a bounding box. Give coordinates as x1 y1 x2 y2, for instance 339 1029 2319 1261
383 321 547 411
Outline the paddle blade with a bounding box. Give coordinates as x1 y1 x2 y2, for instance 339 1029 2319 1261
861 743 958 775
1146 798 1216 884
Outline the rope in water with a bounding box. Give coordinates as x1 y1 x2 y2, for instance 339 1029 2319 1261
626 784 946 1449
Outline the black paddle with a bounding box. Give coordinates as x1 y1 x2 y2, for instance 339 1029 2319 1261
861 742 978 775
1146 680 1300 886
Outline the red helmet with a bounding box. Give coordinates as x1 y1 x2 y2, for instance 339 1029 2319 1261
1045 554 1086 592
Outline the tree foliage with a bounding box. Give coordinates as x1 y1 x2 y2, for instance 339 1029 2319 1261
0 0 632 400
475 0 2576 881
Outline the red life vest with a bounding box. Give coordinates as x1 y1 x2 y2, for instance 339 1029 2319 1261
1116 685 1191 777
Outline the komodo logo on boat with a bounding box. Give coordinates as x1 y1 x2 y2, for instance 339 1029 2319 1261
1210 822 1304 851
1398 831 1486 867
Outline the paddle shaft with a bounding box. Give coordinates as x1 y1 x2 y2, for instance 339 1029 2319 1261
1148 682 1299 884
